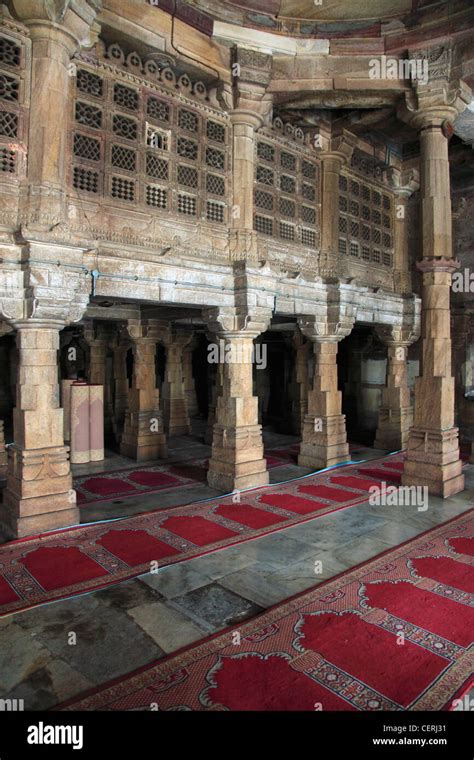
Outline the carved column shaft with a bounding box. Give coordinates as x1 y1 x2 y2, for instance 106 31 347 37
1 322 78 539
375 333 416 451
162 333 192 436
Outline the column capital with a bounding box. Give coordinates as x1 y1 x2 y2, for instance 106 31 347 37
10 0 101 49
121 318 170 344
313 126 358 167
375 324 420 348
397 44 471 131
298 303 355 343
387 167 420 197
203 306 272 339
231 46 273 121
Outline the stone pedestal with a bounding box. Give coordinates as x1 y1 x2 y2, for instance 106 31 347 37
120 322 166 461
374 326 419 451
0 323 78 540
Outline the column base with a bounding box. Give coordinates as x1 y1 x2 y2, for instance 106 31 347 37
374 407 412 451
207 424 269 492
120 411 167 461
402 427 464 498
298 414 350 470
0 444 79 541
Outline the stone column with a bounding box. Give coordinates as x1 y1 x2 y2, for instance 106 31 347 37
374 325 419 451
83 322 107 386
183 338 199 419
387 168 420 294
398 53 471 496
0 321 78 539
10 0 100 225
297 303 355 470
204 307 271 491
0 420 7 478
293 330 310 437
228 46 272 262
120 320 166 462
205 358 223 446
162 332 192 436
112 337 130 439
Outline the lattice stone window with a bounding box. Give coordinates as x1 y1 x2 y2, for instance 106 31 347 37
338 238 347 255
339 216 347 234
77 69 103 98
339 196 347 212
206 120 225 143
73 166 98 192
350 180 360 196
177 164 198 188
361 246 370 261
302 206 316 225
383 252 392 266
0 37 21 68
0 110 18 138
73 133 100 162
361 224 370 242
146 153 168 180
372 209 381 225
114 83 139 111
383 194 391 210
383 214 391 229
361 185 370 201
372 190 381 206
301 228 316 246
111 144 136 172
254 189 273 211
205 146 225 170
254 214 273 235
302 182 315 201
361 205 370 221
206 200 225 223
147 97 170 123
111 175 135 201
339 175 348 192
372 249 381 264
383 232 391 248
280 175 296 194
76 101 102 129
279 197 296 218
146 184 167 209
206 173 225 196
256 165 274 186
350 220 359 237
177 136 198 160
281 151 297 172
257 141 275 163
350 200 359 216
177 193 197 216
112 114 137 141
302 160 316 179
178 108 199 133
0 73 19 102
373 228 381 244
279 221 295 241
350 241 359 257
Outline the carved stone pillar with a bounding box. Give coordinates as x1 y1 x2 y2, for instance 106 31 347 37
297 302 355 470
204 307 271 491
120 320 166 462
0 321 78 539
398 49 471 496
162 332 192 436
374 325 420 451
10 0 100 225
205 358 223 446
0 420 7 477
292 330 310 437
112 337 130 439
228 47 272 262
387 168 420 294
183 338 199 419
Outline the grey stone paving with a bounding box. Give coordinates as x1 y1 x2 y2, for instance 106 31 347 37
0 432 472 710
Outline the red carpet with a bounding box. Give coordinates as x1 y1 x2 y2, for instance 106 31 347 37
58 511 474 711
74 447 301 506
0 454 404 617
